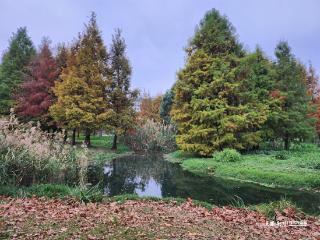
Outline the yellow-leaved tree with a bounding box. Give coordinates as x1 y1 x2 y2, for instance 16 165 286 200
50 12 112 145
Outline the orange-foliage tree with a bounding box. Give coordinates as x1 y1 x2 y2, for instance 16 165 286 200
137 92 162 123
304 64 320 139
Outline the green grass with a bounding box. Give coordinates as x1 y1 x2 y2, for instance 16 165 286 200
0 184 104 203
0 184 214 209
163 150 197 163
252 198 302 219
107 194 214 210
165 145 320 190
76 134 134 164
0 184 81 198
76 134 130 154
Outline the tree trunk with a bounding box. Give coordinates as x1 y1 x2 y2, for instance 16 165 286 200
284 136 290 150
85 129 91 147
112 134 117 150
72 128 76 145
64 130 68 143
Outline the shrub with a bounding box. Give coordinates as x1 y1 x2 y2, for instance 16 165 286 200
290 143 318 152
274 151 289 160
212 148 242 162
253 198 301 219
0 111 88 185
127 119 177 152
77 184 104 203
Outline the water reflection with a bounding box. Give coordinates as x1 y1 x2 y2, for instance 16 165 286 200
88 154 320 214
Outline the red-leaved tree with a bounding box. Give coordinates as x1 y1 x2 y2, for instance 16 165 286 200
16 38 58 128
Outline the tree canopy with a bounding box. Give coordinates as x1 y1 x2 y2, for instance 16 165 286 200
172 9 316 155
50 13 112 145
15 39 58 128
107 29 138 149
0 27 35 115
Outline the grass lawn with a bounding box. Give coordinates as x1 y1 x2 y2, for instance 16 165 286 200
75 134 133 164
76 134 130 154
165 147 320 190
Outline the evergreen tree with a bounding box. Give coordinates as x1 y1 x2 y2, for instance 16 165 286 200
0 27 35 115
236 47 277 143
50 12 112 146
271 41 315 149
160 88 174 124
172 9 241 155
189 9 244 57
107 29 138 150
15 38 58 129
55 43 68 76
172 9 273 155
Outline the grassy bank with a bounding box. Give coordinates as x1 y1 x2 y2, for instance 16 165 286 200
0 184 213 209
165 147 320 190
77 134 134 164
76 134 130 154
0 184 307 216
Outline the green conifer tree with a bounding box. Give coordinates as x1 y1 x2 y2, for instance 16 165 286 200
0 27 35 115
172 9 273 155
270 41 315 149
107 29 138 150
160 88 174 124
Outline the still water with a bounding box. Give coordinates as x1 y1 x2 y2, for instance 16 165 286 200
87 154 320 215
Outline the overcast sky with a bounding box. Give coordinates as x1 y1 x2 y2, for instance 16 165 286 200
1 0 319 95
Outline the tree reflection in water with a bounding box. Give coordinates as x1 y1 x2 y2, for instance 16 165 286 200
87 154 320 215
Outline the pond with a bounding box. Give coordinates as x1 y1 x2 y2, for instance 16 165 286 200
87 154 320 215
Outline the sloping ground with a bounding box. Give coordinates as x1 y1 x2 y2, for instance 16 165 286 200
0 197 319 240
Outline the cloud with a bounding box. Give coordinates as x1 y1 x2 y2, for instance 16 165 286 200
1 0 319 95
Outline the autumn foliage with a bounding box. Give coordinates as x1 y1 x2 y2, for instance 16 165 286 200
15 39 58 126
1 196 319 239
137 92 163 123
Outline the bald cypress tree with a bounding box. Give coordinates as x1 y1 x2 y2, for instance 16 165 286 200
16 38 58 128
160 88 174 124
50 12 112 146
270 42 315 149
107 29 138 150
55 43 68 76
0 27 35 115
172 9 272 155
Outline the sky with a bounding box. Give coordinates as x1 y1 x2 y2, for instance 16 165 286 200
1 0 319 95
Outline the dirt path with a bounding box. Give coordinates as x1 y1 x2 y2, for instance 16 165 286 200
0 196 319 239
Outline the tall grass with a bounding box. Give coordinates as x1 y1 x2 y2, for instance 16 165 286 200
127 119 177 152
0 110 88 186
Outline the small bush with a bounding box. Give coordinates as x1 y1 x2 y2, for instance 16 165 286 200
212 149 242 162
253 198 301 219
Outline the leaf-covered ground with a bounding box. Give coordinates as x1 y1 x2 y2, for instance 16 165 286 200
0 196 319 239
